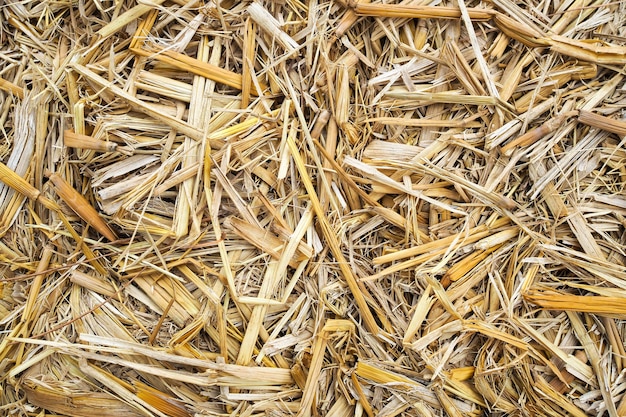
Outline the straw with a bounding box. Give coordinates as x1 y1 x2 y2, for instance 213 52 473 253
2 0 626 415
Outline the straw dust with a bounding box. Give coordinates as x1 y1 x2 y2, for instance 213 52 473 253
0 0 626 416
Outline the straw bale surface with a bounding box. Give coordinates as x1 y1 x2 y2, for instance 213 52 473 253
1 0 626 416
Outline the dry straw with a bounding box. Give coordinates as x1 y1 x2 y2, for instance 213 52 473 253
1 0 626 416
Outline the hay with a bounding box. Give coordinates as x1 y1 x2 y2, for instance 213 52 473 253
1 0 626 416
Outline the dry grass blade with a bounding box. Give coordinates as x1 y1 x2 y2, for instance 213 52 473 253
287 136 380 336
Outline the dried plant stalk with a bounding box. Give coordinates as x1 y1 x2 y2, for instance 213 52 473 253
578 110 626 136
0 76 24 98
0 161 42 203
287 136 380 336
352 3 494 20
64 130 118 152
525 290 626 315
47 173 117 241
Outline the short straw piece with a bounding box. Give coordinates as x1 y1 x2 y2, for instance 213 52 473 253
374 217 510 265
96 0 168 40
0 162 42 203
21 245 54 327
384 90 499 106
500 112 573 156
0 76 24 99
64 130 118 152
21 379 146 417
578 110 626 137
525 290 626 315
47 173 117 241
70 270 117 298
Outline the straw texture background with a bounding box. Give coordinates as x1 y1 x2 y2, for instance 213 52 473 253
1 0 626 416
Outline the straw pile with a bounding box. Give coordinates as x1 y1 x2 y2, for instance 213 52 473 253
1 0 625 415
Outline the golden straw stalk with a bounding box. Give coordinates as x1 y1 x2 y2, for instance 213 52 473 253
47 173 117 241
64 130 118 152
